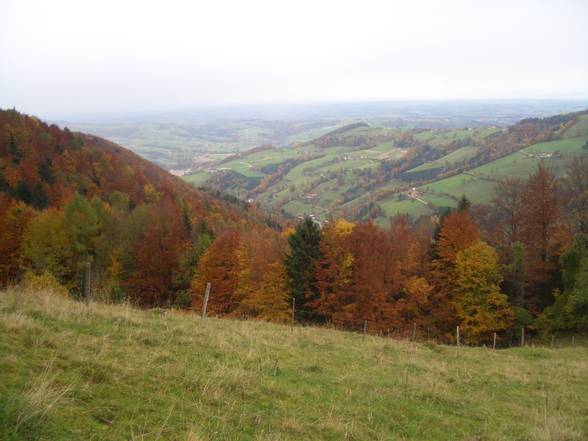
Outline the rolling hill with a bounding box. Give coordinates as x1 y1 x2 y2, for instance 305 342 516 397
0 109 272 233
183 111 588 223
0 109 281 306
58 100 588 171
1 288 586 441
381 134 588 219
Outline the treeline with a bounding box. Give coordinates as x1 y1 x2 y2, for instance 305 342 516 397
2 109 587 344
0 189 288 313
0 110 283 312
191 161 588 343
313 124 387 149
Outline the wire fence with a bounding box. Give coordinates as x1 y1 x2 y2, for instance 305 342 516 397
292 307 582 349
195 284 583 350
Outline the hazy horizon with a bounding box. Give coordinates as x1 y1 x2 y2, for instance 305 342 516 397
48 98 588 125
1 0 587 119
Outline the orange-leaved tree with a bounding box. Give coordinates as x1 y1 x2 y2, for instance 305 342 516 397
191 230 241 316
520 163 568 310
345 222 394 332
0 198 34 286
310 219 355 323
125 198 188 306
430 209 480 338
390 276 433 331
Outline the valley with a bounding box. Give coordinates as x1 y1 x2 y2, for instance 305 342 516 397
56 100 588 172
182 112 588 223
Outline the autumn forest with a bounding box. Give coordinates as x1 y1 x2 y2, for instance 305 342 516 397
1 109 587 346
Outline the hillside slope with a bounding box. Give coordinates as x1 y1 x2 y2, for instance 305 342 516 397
0 109 280 306
184 110 588 222
1 288 587 441
380 134 588 219
0 109 267 230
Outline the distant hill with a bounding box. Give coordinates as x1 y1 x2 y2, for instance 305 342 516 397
184 109 588 223
57 100 588 169
319 121 369 137
0 109 268 231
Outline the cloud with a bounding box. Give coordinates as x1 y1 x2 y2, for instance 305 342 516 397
1 0 587 118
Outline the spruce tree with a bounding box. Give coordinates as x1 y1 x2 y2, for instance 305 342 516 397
285 216 322 321
8 133 22 164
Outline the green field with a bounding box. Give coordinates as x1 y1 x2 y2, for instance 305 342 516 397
562 115 588 139
2 289 587 441
414 127 499 147
183 171 212 186
180 117 588 222
408 146 479 173
378 135 588 218
220 149 299 176
379 198 434 219
424 136 588 202
65 119 354 170
474 136 588 178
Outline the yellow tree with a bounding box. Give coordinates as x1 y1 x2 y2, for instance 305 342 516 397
242 261 290 323
390 276 433 329
21 207 71 285
454 241 514 345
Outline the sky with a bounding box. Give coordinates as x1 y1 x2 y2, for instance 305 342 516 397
1 0 587 119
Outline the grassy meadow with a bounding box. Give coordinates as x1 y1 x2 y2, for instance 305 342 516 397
406 146 480 173
378 135 588 218
1 288 587 441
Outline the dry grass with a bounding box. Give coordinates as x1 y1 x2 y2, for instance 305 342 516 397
1 288 587 440
14 365 71 433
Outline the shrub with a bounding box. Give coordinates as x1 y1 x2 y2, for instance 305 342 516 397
21 271 69 298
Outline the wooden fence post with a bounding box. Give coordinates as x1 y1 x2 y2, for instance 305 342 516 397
572 335 575 347
200 282 211 319
84 262 91 305
291 297 296 325
363 320 368 335
521 327 525 347
412 322 417 341
456 326 460 346
550 335 554 348
493 332 497 350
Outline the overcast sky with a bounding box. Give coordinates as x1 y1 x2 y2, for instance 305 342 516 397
1 0 587 119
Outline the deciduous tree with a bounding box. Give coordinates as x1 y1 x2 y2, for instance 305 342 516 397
310 219 355 323
429 209 480 337
191 230 241 315
21 208 70 284
345 222 394 331
454 241 514 344
126 199 187 306
520 164 566 309
243 261 290 323
536 234 588 334
0 200 34 286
